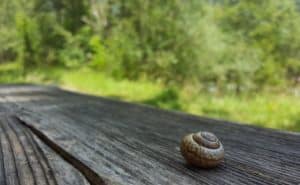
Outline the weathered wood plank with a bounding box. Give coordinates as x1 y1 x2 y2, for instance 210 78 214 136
0 84 299 184
0 115 90 185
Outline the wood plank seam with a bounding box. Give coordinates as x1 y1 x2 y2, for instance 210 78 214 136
0 116 59 185
8 116 58 185
0 91 112 185
14 116 112 185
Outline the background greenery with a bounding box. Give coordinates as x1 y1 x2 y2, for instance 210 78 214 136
1 0 300 131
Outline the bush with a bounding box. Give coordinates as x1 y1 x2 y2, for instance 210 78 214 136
1 0 300 93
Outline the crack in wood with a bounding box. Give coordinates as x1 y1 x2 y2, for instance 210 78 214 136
14 116 113 185
0 116 59 185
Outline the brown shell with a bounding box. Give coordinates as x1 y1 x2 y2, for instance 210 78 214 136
180 131 224 168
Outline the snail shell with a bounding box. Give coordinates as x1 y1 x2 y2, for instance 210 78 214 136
180 131 224 168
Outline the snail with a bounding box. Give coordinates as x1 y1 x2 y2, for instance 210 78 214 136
180 131 224 168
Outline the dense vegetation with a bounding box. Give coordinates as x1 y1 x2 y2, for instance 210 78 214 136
0 0 300 131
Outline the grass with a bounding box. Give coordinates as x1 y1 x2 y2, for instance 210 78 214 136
0 62 23 83
1 62 299 132
60 68 163 101
182 93 300 131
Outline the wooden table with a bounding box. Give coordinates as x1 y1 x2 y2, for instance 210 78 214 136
0 84 299 185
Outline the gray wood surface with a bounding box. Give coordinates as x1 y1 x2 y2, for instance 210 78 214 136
0 84 299 185
0 115 89 185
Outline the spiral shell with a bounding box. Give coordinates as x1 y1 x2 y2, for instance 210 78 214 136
180 131 224 168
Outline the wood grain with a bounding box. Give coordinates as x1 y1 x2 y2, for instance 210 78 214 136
0 115 90 185
0 84 299 185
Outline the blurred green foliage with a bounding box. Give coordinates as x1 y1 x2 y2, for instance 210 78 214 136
2 0 300 89
0 0 300 131
143 87 182 110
